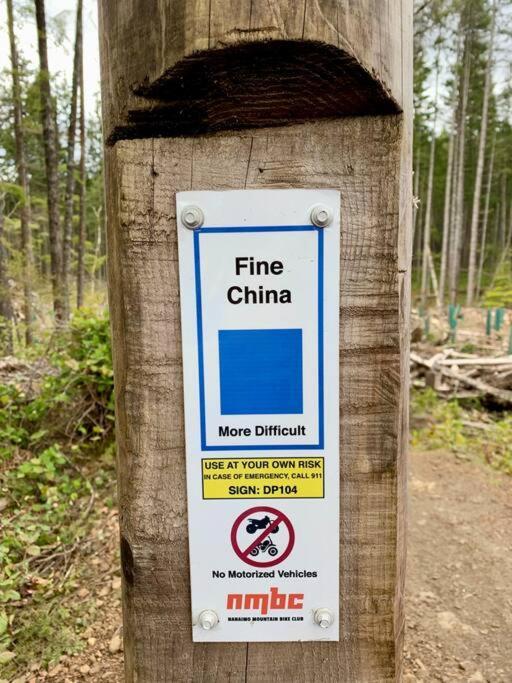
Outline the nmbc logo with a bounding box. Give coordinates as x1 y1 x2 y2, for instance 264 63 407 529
226 586 304 615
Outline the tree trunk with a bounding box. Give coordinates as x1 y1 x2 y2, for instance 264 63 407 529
449 35 470 305
476 129 496 300
90 207 102 294
0 193 14 353
500 174 507 251
439 41 461 306
439 128 455 306
7 0 33 345
99 1 412 680
414 192 425 277
413 143 421 245
62 0 83 320
76 29 86 309
420 51 439 309
505 199 512 254
38 217 48 279
490 199 512 288
34 0 64 323
466 0 496 306
427 245 440 307
491 203 500 276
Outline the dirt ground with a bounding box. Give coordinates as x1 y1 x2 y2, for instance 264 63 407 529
404 449 512 683
21 447 512 682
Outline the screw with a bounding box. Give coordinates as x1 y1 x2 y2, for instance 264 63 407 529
314 608 334 629
310 204 333 228
198 609 219 630
181 205 204 230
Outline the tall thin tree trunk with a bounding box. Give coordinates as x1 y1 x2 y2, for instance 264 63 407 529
413 143 421 245
76 32 86 309
415 199 425 276
449 37 470 306
490 200 512 287
62 0 83 320
489 198 505 288
420 51 440 309
38 218 48 279
35 0 64 323
476 130 496 300
439 37 462 307
427 245 440 307
500 174 507 250
506 199 512 254
447 127 460 298
420 129 436 307
466 1 496 306
7 0 33 344
0 193 14 353
491 203 500 275
439 106 457 305
90 207 102 294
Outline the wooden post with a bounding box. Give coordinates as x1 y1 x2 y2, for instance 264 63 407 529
99 3 412 681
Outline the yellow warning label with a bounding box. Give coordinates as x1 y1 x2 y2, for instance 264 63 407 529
202 457 324 499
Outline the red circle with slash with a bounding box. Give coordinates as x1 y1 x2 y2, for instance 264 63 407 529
230 506 295 568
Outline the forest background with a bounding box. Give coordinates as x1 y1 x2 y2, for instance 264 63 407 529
0 0 511 680
2 0 512 344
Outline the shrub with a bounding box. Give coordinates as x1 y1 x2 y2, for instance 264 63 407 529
0 309 114 461
0 311 115 675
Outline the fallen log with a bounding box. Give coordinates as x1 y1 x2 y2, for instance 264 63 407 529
410 351 512 406
439 365 512 404
436 356 512 368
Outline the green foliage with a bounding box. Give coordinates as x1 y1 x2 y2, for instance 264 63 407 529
7 600 83 672
412 388 467 451
0 309 114 461
412 388 512 474
483 256 512 308
460 341 477 353
0 311 114 676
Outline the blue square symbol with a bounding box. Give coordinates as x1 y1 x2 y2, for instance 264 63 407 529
218 329 303 415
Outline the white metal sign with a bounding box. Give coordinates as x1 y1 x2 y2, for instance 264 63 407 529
177 189 340 642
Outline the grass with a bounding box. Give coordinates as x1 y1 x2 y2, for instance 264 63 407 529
411 388 512 475
7 602 83 673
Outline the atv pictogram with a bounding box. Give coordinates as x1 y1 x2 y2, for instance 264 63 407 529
249 537 279 557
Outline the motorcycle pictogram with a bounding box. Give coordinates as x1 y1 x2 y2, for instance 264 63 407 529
246 515 280 534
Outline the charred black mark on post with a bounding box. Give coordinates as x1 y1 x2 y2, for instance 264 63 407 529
120 535 135 586
106 40 400 145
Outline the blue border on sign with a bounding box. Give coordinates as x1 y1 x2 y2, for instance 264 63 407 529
194 225 324 451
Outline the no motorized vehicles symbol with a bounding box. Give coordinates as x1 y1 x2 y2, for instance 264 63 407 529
230 506 295 568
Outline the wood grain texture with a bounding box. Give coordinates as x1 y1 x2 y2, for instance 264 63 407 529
98 0 408 143
395 2 413 679
105 115 409 681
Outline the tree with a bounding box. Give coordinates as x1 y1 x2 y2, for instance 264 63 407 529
420 44 441 308
449 19 471 305
0 191 14 352
34 0 64 322
466 0 496 305
439 59 460 305
476 127 496 299
62 0 83 320
7 0 33 344
76 21 86 309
